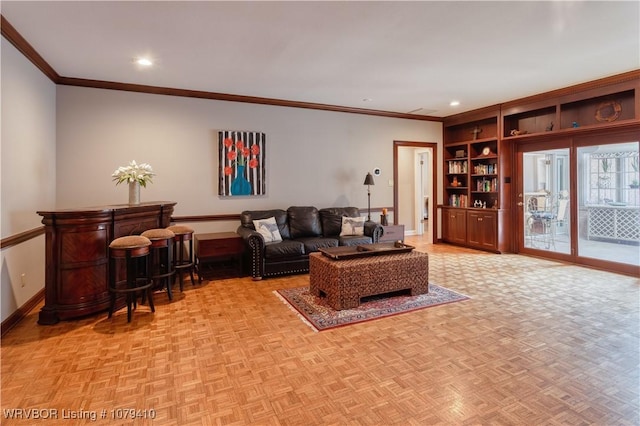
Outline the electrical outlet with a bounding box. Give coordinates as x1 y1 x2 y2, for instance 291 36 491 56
21 273 26 287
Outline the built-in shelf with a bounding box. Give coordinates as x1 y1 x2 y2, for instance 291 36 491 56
502 88 636 139
440 72 638 255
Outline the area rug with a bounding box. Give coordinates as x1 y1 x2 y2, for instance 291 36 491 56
274 284 469 332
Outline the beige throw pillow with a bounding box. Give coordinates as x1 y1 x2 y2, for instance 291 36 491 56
339 216 365 236
253 217 283 243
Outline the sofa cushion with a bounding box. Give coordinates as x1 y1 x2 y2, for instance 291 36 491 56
319 211 343 237
319 207 360 237
253 217 282 243
339 235 373 246
297 237 339 253
340 216 366 236
264 240 305 259
287 206 322 239
240 209 290 240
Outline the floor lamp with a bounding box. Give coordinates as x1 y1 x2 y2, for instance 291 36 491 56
363 172 375 221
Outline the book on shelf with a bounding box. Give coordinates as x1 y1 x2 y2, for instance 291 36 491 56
475 178 498 192
473 163 497 175
448 160 468 174
449 194 468 207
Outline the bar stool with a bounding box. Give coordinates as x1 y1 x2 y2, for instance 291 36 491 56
141 228 176 301
166 225 196 291
108 235 154 322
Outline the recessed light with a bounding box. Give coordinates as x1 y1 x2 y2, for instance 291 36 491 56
450 100 460 107
135 57 153 67
362 98 372 102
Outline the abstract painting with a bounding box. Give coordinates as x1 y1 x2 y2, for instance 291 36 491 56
218 130 266 196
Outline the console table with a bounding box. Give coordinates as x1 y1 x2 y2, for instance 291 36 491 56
37 201 176 324
195 232 244 280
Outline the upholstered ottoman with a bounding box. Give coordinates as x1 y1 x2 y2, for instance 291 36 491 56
309 251 429 310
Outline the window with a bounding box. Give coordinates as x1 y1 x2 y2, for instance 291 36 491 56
584 150 639 207
577 142 639 266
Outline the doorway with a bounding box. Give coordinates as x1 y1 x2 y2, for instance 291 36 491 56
518 144 572 256
415 150 432 237
393 141 438 244
515 134 639 275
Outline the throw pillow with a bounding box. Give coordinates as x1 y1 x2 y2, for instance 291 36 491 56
339 216 365 236
253 217 283 243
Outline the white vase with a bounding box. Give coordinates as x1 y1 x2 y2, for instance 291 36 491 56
128 181 140 205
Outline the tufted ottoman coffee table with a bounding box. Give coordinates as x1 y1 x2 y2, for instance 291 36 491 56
309 249 429 310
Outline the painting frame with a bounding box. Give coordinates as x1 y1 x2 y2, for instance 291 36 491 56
218 130 266 197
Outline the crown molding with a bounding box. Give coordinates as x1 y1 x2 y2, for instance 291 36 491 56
57 76 442 121
1 15 59 82
6 12 634 123
1 14 441 122
500 69 640 110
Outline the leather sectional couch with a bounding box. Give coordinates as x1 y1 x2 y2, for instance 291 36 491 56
237 206 382 280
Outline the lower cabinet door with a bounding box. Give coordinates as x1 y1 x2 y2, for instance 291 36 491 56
443 208 467 244
467 211 497 250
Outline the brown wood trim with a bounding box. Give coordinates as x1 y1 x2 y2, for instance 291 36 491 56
501 70 640 110
57 76 443 122
443 105 501 127
502 119 640 143
1 15 59 83
171 214 241 223
170 209 395 224
2 15 636 123
369 207 394 214
1 288 45 337
574 256 640 278
0 226 45 249
393 140 438 244
2 211 398 243
1 15 441 121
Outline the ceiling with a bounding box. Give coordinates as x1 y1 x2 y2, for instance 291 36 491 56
2 1 639 118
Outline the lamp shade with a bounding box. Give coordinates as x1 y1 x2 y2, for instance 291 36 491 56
363 173 375 186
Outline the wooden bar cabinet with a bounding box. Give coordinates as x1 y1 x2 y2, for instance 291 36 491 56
36 201 176 325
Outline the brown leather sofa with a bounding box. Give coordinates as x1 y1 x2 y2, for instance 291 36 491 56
237 206 382 280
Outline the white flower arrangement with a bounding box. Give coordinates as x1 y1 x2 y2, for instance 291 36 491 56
112 160 155 187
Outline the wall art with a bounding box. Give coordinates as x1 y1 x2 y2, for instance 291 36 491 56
219 130 266 197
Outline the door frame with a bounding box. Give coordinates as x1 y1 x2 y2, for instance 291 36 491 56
413 149 431 236
514 129 639 276
393 140 438 244
515 138 575 263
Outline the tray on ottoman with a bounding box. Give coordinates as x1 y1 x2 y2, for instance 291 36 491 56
309 250 428 310
318 242 414 260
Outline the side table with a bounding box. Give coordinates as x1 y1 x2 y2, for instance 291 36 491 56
379 225 405 242
194 232 245 281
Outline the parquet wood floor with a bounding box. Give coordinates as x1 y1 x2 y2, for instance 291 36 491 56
2 238 639 425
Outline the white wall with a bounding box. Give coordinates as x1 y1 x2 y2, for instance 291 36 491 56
1 38 56 321
1 54 442 322
56 86 442 232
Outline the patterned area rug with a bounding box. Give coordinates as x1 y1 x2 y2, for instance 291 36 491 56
274 284 469 332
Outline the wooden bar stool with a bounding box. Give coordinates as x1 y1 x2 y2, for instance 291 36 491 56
141 228 176 301
108 235 154 323
166 225 197 291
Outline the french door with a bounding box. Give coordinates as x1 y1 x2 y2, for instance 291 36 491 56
516 133 640 276
516 140 573 259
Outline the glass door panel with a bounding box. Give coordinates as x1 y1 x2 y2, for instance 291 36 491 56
577 142 640 266
522 148 571 254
